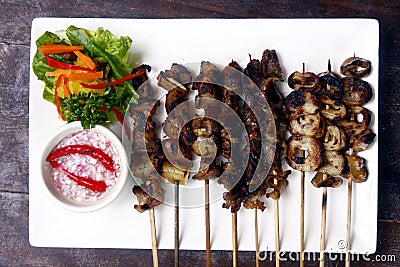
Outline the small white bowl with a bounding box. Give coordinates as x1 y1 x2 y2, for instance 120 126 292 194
39 121 128 212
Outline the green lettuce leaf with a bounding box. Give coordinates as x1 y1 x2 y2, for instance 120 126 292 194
66 26 138 104
93 27 132 69
32 31 63 90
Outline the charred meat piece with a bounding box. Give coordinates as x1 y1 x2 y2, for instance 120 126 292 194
193 160 222 180
263 82 286 118
222 61 242 113
165 87 188 115
265 170 291 200
342 77 373 106
261 49 284 81
162 100 196 141
341 57 372 78
285 90 320 115
195 61 222 84
193 61 222 108
286 135 322 172
166 63 193 86
131 64 152 94
132 173 165 213
191 117 220 138
130 150 162 179
244 57 263 84
162 138 192 171
158 63 192 91
311 172 343 188
131 69 166 212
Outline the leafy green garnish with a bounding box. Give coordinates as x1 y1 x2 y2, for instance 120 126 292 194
66 26 138 103
61 85 118 129
31 26 139 129
32 31 63 89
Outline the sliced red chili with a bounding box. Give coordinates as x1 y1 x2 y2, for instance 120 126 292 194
109 71 146 86
111 107 130 140
79 71 146 89
46 144 116 173
79 82 108 89
49 160 107 192
54 76 65 121
45 55 94 72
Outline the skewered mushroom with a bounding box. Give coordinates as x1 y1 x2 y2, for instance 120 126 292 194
340 56 372 78
286 135 322 172
318 60 344 100
318 150 345 176
288 66 321 93
289 112 325 138
341 154 368 183
311 172 343 188
342 77 373 106
285 90 320 115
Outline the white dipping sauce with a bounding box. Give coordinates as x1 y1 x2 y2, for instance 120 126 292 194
47 130 121 202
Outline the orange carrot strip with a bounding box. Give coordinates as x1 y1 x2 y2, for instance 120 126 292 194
45 69 73 77
39 44 84 54
69 71 103 81
74 51 96 70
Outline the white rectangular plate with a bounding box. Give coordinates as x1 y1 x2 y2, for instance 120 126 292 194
29 18 379 254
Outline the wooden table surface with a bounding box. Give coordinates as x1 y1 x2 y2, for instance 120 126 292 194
1 1 399 266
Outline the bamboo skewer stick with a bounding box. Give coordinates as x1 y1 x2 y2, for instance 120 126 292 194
345 148 354 267
174 180 180 267
300 152 305 267
345 176 353 267
232 212 238 267
298 64 306 267
346 109 356 267
274 179 281 267
254 208 260 267
319 174 328 267
205 179 211 267
319 121 330 267
149 208 159 267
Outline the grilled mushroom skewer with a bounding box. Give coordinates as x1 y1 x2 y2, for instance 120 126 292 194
287 64 323 267
339 56 374 267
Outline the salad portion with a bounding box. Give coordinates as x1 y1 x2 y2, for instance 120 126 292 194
32 26 143 129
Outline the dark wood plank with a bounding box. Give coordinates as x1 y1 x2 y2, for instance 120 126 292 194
1 192 399 266
0 43 29 193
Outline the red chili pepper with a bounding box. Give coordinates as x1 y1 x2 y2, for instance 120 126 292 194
55 76 65 120
79 71 146 89
45 55 94 72
49 160 107 192
78 82 108 89
111 107 130 140
46 144 116 173
109 71 146 86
